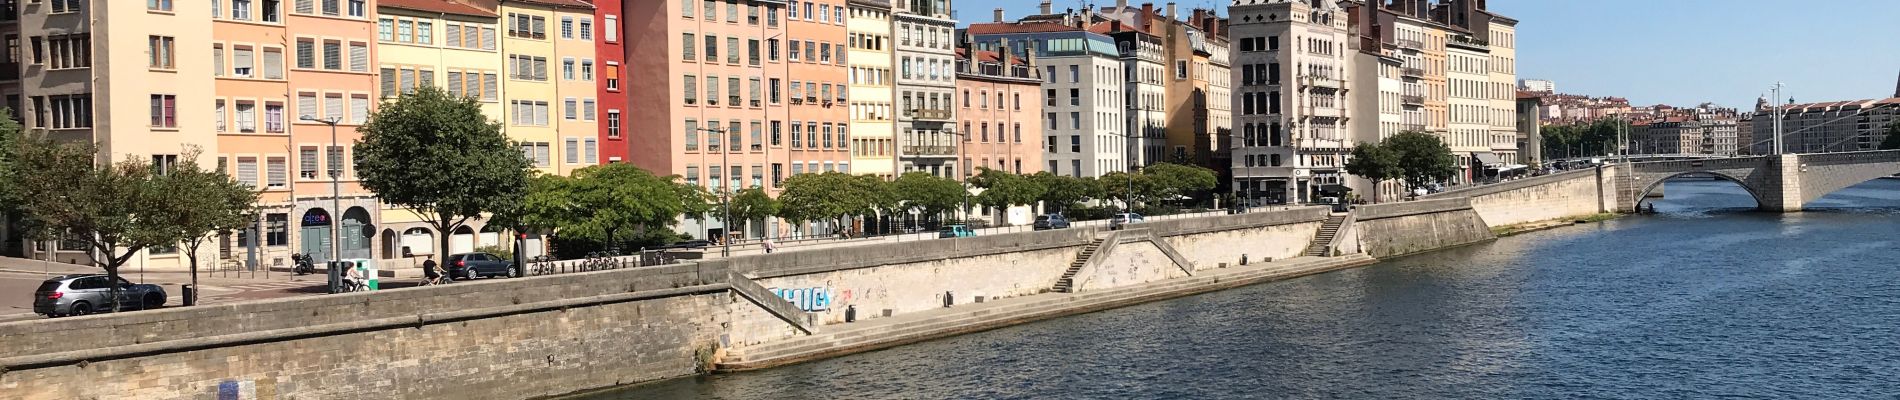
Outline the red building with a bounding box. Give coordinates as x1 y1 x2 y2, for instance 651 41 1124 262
595 0 628 162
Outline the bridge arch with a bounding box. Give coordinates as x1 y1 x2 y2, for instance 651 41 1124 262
1633 171 1767 209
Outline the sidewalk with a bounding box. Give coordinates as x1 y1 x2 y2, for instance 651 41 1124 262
0 256 384 322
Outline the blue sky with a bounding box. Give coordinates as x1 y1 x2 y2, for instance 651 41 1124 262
953 0 1900 108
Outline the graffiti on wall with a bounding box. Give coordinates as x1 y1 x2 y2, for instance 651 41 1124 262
770 287 832 311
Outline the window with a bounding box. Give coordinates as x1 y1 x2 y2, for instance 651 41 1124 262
562 58 575 80
299 147 319 179
683 74 697 104
684 119 699 150
417 21 433 44
1175 60 1187 79
510 100 550 126
348 42 367 72
146 36 174 69
397 19 414 43
321 40 341 70
727 37 739 64
234 101 257 132
578 18 592 41
560 17 574 39
295 39 315 69
509 55 548 81
683 33 696 61
605 16 618 42
348 0 363 17
581 60 593 81
264 103 285 132
582 99 595 121
606 111 621 138
297 92 318 121
508 13 546 39
349 95 369 124
148 0 171 11
604 62 620 90
149 94 177 128
214 100 227 132
565 138 579 164
40 34 90 69
378 18 393 41
564 98 577 120
266 157 288 188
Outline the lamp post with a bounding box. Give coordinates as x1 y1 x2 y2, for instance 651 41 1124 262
299 115 343 265
694 126 733 257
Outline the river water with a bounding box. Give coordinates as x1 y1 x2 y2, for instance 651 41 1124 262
598 179 1900 399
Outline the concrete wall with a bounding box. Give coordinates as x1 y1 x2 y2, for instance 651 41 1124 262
1424 167 1618 227
1074 240 1190 292
1351 198 1495 258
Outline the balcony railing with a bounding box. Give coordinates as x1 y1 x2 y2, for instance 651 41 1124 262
1401 94 1425 105
1400 67 1424 77
1396 39 1423 50
1304 76 1341 89
1402 124 1427 132
911 108 952 121
903 145 957 156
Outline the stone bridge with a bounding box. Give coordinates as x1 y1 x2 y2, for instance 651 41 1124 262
1614 150 1900 212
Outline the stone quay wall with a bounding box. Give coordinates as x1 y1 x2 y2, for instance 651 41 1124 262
1351 198 1497 258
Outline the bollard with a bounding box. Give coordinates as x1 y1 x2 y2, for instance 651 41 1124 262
1241 254 1249 266
182 284 196 306
845 305 857 323
943 291 954 308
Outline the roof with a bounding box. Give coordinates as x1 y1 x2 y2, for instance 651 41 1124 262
846 0 890 10
955 48 1029 65
381 0 499 17
967 21 1082 35
507 0 593 10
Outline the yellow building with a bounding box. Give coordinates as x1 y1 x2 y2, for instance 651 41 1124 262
499 0 597 177
373 0 512 258
847 0 898 179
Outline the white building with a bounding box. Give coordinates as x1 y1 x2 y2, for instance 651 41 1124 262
1229 0 1355 205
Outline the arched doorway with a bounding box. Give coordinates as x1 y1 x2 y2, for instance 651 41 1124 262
380 228 399 259
339 207 373 260
478 225 503 249
299 209 333 263
400 228 435 257
450 226 477 255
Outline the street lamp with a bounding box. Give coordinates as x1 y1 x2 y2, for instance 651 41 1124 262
299 115 343 265
693 126 734 258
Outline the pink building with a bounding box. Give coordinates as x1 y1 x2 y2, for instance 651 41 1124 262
954 45 1043 176
625 0 852 240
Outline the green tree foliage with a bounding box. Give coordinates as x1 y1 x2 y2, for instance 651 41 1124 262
497 164 708 249
1344 142 1401 202
356 86 531 258
1029 172 1100 213
158 149 259 305
0 108 19 214
892 171 966 219
970 168 1044 219
778 172 887 232
1096 170 1153 209
727 187 781 236
1385 130 1460 191
1879 122 1900 150
1142 162 1218 202
1541 118 1624 159
8 139 218 311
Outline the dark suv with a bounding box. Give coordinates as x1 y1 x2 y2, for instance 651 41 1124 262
33 274 167 317
1033 214 1071 230
445 253 516 280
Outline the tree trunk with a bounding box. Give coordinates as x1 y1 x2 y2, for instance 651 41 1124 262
185 246 199 306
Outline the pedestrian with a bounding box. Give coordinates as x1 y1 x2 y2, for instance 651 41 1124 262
763 239 776 254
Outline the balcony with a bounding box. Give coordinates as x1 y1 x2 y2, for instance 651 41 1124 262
903 145 957 156
1402 123 1426 132
911 108 952 121
1303 76 1341 89
1400 67 1424 78
1448 34 1489 51
1396 39 1423 50
1401 94 1425 105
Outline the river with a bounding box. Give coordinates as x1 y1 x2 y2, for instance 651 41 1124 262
596 179 1900 399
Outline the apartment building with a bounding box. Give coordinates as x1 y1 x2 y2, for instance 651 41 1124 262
968 11 1126 178
954 40 1042 176
626 0 851 240
11 0 220 266
1188 9 1234 176
1445 32 1489 180
1229 0 1355 205
1346 41 1404 200
498 0 596 177
893 0 958 178
1482 11 1518 165
1750 97 1900 155
847 0 897 179
593 0 626 163
1516 91 1542 161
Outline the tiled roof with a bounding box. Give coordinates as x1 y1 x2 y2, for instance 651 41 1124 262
509 0 593 9
967 22 1081 35
382 0 499 17
955 48 1028 64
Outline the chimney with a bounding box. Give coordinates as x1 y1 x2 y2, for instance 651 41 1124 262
993 8 1005 23
1166 2 1176 19
1039 1 1052 15
998 38 1013 73
1142 3 1154 26
1116 0 1129 11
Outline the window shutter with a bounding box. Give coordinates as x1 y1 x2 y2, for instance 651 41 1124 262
399 69 416 93
533 58 547 81
606 16 617 42
531 17 545 38
234 48 254 73
418 69 434 89
380 67 397 96
482 73 498 101
300 148 318 177
295 0 313 14
481 27 496 50
295 40 314 69
446 24 462 47
535 144 550 167
323 42 341 70
564 98 577 120
583 100 595 120
237 159 258 187
298 93 318 120
213 46 224 76
584 139 597 161
263 49 285 79
349 43 367 72
350 96 368 124
447 71 464 97
565 139 579 164
534 102 548 126
325 94 344 120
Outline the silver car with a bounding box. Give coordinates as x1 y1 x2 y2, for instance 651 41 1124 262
33 274 167 317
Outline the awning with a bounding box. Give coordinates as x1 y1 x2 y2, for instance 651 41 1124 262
1496 164 1529 172
1318 184 1353 194
1471 152 1503 166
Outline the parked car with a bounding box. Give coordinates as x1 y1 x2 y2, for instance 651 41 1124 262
1109 213 1145 230
938 224 977 238
33 274 167 317
1033 214 1072 230
446 252 516 280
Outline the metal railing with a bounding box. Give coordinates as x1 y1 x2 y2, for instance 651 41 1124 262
523 251 678 277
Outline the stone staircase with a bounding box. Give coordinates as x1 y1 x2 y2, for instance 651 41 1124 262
715 254 1377 371
1052 237 1109 293
1303 214 1349 257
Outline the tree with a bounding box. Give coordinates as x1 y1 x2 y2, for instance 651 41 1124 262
1029 172 1099 213
1880 122 1900 150
1096 170 1153 210
1344 142 1401 203
497 164 709 251
159 150 259 306
892 172 965 221
778 172 886 236
1385 130 1460 193
1142 163 1217 204
0 108 20 216
10 138 189 312
356 86 532 259
727 187 780 237
969 168 1044 221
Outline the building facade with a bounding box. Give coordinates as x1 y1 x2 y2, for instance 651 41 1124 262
968 14 1126 178
893 0 959 178
954 42 1043 176
1230 0 1356 205
847 0 897 179
594 0 626 163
